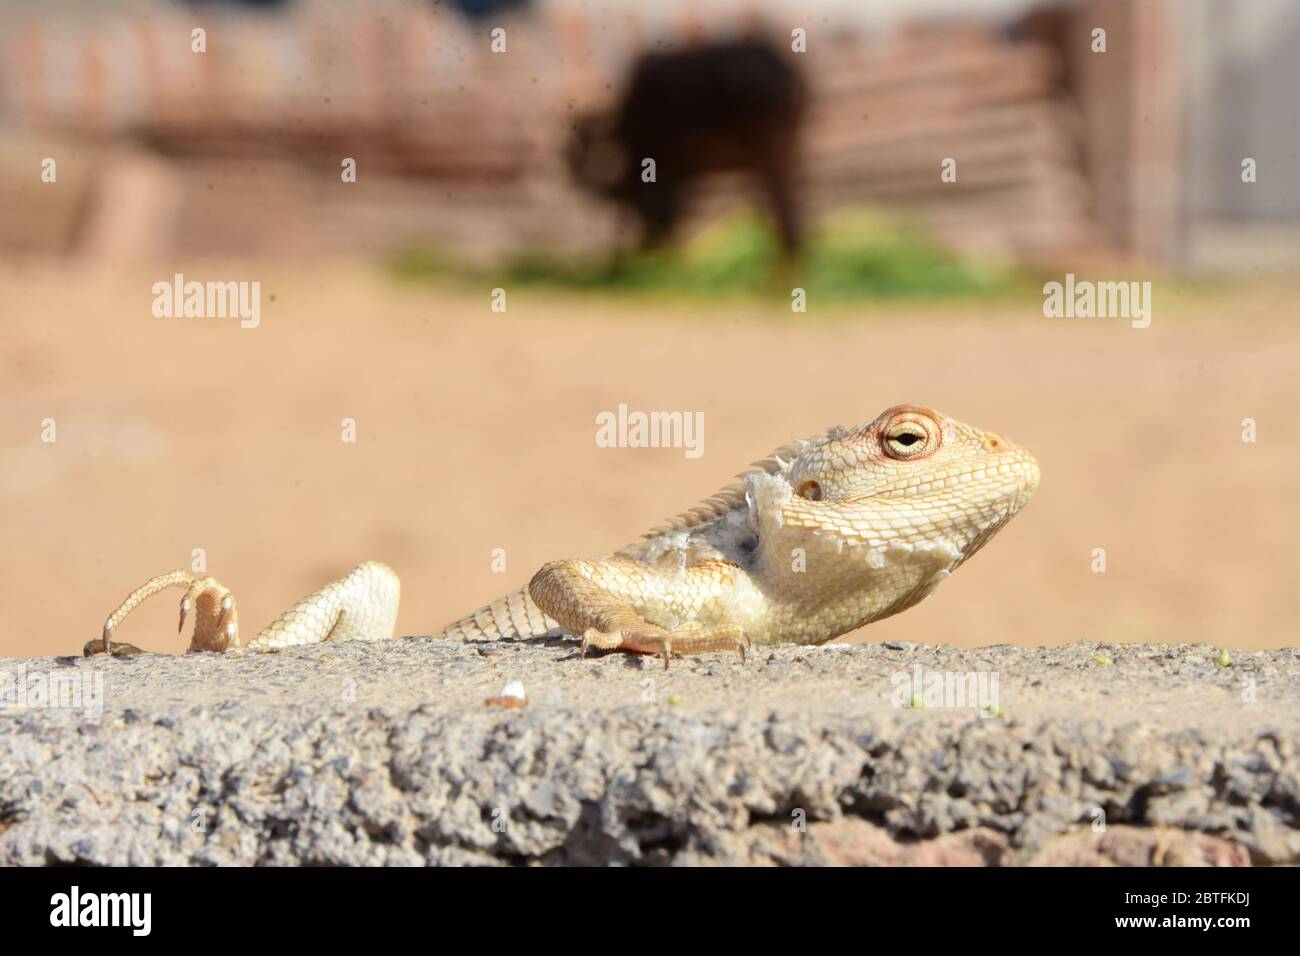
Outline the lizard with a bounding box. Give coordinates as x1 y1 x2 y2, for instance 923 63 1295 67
88 405 1039 667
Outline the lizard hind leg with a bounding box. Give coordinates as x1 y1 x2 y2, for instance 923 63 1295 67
90 570 238 656
244 560 399 651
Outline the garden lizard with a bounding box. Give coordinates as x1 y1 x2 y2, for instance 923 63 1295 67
91 405 1039 666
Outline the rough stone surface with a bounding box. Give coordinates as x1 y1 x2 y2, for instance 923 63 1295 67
0 638 1296 865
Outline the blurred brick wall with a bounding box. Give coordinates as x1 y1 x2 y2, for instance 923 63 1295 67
0 0 1098 263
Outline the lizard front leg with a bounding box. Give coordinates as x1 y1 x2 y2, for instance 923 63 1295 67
528 559 749 669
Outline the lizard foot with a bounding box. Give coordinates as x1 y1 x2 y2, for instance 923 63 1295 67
580 623 749 670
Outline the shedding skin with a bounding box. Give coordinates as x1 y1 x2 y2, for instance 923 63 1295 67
90 406 1039 668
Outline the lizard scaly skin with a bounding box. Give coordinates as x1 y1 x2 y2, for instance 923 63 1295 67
92 406 1037 666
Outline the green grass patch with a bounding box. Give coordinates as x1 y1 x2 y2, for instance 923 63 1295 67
390 209 1030 302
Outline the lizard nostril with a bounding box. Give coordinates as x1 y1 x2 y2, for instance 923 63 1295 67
982 435 1003 451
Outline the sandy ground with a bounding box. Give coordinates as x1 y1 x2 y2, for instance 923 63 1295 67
1 261 1298 658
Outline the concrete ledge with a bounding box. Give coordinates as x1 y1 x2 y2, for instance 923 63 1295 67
1 639 1296 865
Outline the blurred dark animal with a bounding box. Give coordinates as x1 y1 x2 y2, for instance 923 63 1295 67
447 0 533 18
1007 4 1080 94
567 40 806 258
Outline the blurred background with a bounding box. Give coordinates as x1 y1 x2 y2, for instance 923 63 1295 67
0 0 1297 656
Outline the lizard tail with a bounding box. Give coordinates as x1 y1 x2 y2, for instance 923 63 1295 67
439 586 562 642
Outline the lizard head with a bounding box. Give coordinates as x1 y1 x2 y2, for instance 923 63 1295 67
783 404 1040 561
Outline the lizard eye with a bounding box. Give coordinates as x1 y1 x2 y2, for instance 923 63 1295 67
882 418 936 460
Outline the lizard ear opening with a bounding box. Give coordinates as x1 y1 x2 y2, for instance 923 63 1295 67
795 479 823 501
